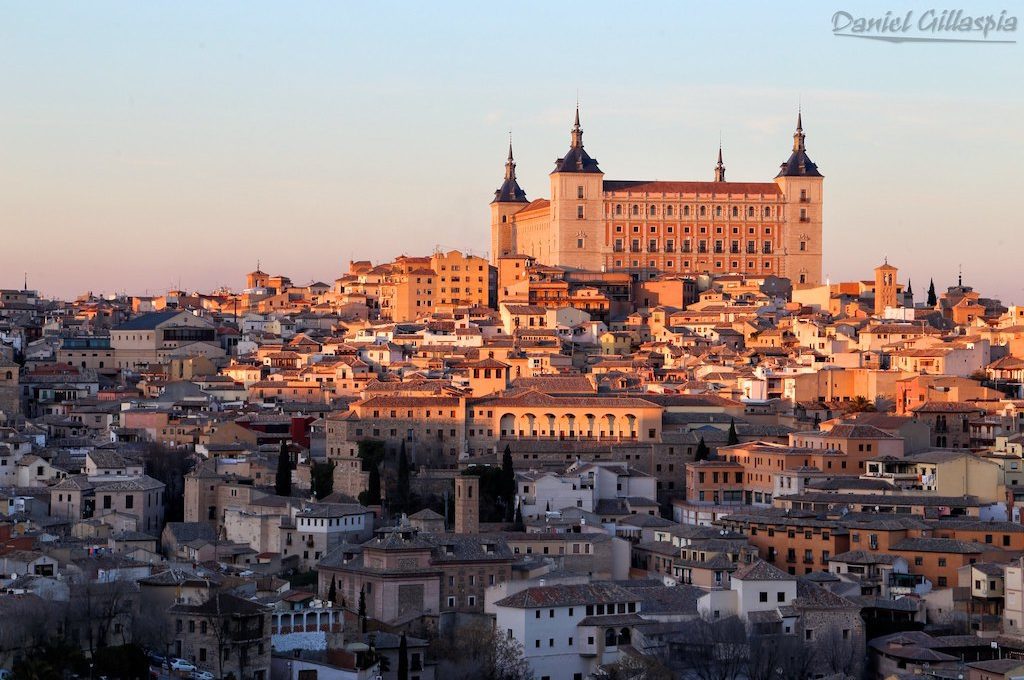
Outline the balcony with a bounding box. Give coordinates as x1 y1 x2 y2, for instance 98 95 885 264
799 196 811 203
630 246 641 253
648 245 659 253
665 246 675 253
746 247 756 254
762 246 773 255
613 245 624 253
799 216 811 223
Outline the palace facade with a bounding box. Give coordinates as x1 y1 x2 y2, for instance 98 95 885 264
490 109 824 286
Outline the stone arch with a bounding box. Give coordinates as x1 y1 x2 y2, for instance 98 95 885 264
543 413 556 436
602 414 616 438
583 414 596 437
521 413 537 437
499 413 516 437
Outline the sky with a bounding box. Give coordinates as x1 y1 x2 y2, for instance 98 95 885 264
1 1 1022 303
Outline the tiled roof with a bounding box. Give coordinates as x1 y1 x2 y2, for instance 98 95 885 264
603 180 782 195
494 582 636 609
731 559 795 582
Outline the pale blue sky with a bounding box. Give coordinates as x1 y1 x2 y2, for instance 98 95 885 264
1 1 1021 302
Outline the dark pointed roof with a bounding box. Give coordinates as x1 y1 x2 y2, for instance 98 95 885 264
552 106 601 174
492 140 529 204
776 110 823 178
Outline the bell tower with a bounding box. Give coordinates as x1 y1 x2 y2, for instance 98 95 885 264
454 475 480 534
490 138 529 265
874 260 899 316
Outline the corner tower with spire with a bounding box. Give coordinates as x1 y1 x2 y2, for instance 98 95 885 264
547 105 605 270
490 137 530 262
775 109 824 286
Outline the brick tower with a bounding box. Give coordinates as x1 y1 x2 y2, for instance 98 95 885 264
454 475 480 535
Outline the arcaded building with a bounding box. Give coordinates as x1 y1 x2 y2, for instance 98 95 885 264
491 109 824 285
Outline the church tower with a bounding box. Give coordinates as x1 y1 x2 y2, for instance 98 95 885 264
874 260 899 316
548 106 605 270
490 140 529 265
454 475 480 535
774 110 824 286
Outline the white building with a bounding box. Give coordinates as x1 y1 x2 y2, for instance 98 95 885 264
517 462 657 521
491 582 642 680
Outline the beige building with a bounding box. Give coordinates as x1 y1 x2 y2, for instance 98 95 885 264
110 310 223 370
491 109 823 285
374 250 491 322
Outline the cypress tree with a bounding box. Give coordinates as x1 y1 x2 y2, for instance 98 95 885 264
358 586 367 632
501 444 516 520
397 632 409 680
727 420 739 446
927 278 937 307
327 575 337 604
397 440 411 513
365 464 382 506
275 440 292 497
695 437 710 461
512 501 525 532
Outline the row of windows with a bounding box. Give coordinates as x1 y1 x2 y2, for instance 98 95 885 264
615 224 774 235
612 204 781 218
613 238 778 254
611 258 776 271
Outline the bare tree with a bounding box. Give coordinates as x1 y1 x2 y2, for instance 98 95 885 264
815 627 863 679
594 654 673 680
67 575 137 657
748 633 817 680
672 615 748 680
430 620 534 680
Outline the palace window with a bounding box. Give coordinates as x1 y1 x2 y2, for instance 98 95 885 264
666 206 673 216
715 206 722 217
577 205 584 219
632 205 639 215
764 207 771 217
615 204 622 215
732 206 738 217
699 206 706 217
683 206 690 216
649 205 657 216
748 206 755 216
577 185 584 199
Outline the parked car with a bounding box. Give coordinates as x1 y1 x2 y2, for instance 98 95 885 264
147 652 167 668
169 659 197 673
191 671 215 680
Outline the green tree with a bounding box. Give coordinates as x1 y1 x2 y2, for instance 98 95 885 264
311 460 336 500
327 575 337 604
360 464 382 506
695 437 710 461
461 465 512 523
927 278 937 306
275 440 292 497
848 396 877 413
512 501 525 532
727 419 739 446
396 440 411 513
397 632 409 680
358 586 367 633
501 445 516 520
